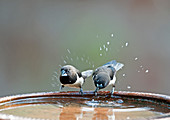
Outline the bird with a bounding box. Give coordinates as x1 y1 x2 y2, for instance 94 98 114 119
92 60 124 95
59 65 93 95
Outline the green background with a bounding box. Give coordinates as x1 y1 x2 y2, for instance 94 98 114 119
0 0 170 96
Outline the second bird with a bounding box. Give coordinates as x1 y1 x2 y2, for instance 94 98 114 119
92 60 124 95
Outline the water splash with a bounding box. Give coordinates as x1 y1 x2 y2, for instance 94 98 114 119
76 56 79 60
86 60 88 63
66 56 69 59
127 117 130 119
67 49 71 54
134 57 138 61
145 70 149 73
63 60 67 64
125 42 129 47
103 45 106 49
111 33 114 37
59 65 62 68
127 86 131 89
100 47 102 51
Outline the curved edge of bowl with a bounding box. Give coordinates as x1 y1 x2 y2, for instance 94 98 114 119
0 91 169 104
0 91 169 120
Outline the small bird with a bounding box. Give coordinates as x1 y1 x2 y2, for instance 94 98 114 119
59 65 93 95
92 60 124 95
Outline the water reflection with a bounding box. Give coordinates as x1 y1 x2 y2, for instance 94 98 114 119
0 94 168 120
58 106 158 120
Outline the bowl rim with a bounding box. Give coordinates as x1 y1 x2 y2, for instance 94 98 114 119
0 91 169 120
0 91 169 104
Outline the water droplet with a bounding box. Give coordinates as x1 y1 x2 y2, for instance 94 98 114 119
70 58 73 61
86 60 88 63
121 45 124 48
123 74 126 77
127 86 131 89
54 71 57 75
77 56 79 60
107 41 110 45
81 57 84 61
134 57 138 61
106 48 108 51
51 77 55 81
125 42 129 47
67 49 71 54
103 45 106 49
100 54 102 56
92 65 95 68
145 69 149 73
116 99 124 104
53 75 58 79
140 65 143 68
64 60 67 64
66 56 69 59
111 33 114 37
127 117 130 119
100 47 102 50
138 70 140 73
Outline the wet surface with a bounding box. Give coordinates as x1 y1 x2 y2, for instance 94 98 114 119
0 91 169 120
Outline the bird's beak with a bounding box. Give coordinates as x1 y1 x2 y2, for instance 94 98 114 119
61 70 68 76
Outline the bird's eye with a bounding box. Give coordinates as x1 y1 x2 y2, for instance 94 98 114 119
66 69 69 73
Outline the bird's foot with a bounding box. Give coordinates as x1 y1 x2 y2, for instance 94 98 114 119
111 86 115 97
60 85 64 91
94 87 99 96
79 88 83 95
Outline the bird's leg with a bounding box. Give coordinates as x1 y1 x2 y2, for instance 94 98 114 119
111 85 115 97
94 87 99 96
60 85 64 91
79 87 83 95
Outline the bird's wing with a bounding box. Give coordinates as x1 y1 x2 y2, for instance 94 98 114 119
103 60 117 66
103 60 124 71
81 70 93 79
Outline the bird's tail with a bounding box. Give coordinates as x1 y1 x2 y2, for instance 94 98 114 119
114 62 124 71
81 70 93 79
104 60 124 71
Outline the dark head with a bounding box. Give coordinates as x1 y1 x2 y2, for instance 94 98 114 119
60 65 80 84
93 72 110 89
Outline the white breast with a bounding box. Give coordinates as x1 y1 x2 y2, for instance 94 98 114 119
64 74 84 88
108 75 116 86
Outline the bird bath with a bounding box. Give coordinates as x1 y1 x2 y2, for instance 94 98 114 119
0 91 169 120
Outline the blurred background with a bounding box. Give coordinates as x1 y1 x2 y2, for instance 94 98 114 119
0 0 170 97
